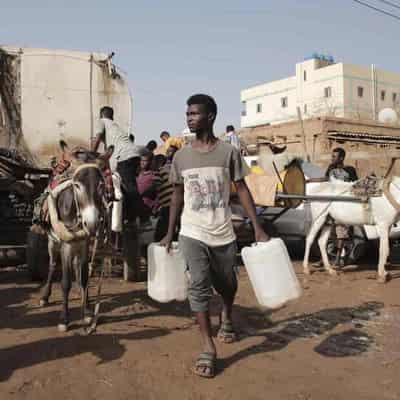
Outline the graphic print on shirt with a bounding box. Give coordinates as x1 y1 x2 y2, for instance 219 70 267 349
329 168 351 181
185 168 227 212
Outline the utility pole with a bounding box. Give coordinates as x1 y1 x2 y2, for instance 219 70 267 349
297 106 310 162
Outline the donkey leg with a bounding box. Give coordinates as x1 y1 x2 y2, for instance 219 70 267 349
40 239 57 306
376 226 391 284
79 241 93 325
318 225 338 276
58 244 72 332
303 213 328 275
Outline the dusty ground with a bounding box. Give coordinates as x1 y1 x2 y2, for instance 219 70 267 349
1 260 400 400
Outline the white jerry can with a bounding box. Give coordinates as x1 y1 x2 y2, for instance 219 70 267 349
147 242 188 303
241 238 302 309
111 173 123 232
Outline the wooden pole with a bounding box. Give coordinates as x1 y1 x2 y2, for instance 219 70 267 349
276 193 367 203
89 54 94 147
297 106 310 162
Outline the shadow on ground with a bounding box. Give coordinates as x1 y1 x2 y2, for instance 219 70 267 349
0 328 169 382
0 269 383 380
0 269 193 331
220 301 383 373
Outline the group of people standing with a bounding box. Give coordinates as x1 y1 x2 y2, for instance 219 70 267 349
92 106 182 241
35 94 360 379
92 104 245 248
136 133 181 242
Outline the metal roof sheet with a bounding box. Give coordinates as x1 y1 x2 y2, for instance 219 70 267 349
327 130 400 145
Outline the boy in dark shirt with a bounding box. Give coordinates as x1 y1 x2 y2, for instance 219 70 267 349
325 147 358 266
325 147 358 182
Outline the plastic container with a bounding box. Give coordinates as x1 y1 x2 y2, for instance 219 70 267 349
111 200 123 232
111 173 123 232
147 242 188 303
241 238 302 309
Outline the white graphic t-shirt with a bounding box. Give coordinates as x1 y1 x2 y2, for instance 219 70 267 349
95 118 144 171
170 140 249 246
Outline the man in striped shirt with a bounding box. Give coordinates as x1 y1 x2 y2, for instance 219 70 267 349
154 143 180 242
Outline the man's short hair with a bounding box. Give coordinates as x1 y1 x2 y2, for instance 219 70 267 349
187 94 217 119
160 131 170 138
154 154 166 162
146 140 158 152
100 106 114 119
226 125 235 133
154 154 167 167
333 147 346 159
141 150 153 159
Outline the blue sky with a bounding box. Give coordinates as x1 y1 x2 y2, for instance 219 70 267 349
1 0 399 144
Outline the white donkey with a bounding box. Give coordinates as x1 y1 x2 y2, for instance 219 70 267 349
303 176 400 283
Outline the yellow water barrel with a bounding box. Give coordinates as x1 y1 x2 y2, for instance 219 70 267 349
232 161 305 207
276 162 305 208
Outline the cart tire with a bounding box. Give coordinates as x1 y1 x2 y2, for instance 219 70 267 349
27 231 49 281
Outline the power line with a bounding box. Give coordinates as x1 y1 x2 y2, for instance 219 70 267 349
351 0 400 20
376 0 400 10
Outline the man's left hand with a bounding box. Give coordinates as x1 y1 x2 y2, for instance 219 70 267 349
254 226 270 243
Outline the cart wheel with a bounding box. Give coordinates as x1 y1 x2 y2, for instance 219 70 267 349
27 231 49 281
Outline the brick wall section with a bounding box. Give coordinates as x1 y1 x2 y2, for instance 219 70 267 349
240 117 400 177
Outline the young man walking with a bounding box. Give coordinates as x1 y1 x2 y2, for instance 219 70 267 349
161 94 269 378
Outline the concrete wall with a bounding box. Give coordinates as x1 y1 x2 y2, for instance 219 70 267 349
1 46 132 167
241 58 400 128
240 117 400 177
298 61 345 119
342 64 400 121
240 76 297 127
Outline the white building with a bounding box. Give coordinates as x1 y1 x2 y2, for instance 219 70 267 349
240 55 400 128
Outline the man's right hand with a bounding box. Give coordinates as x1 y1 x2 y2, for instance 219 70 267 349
160 233 173 253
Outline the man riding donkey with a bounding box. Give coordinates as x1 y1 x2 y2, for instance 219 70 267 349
32 106 142 234
33 106 145 330
161 94 269 378
92 106 147 279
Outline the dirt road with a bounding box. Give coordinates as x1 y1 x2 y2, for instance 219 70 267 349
1 262 400 400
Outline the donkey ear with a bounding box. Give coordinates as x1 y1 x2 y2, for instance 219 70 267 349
59 140 72 162
59 140 68 151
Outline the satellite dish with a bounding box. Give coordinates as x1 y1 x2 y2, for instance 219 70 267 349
378 108 398 124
